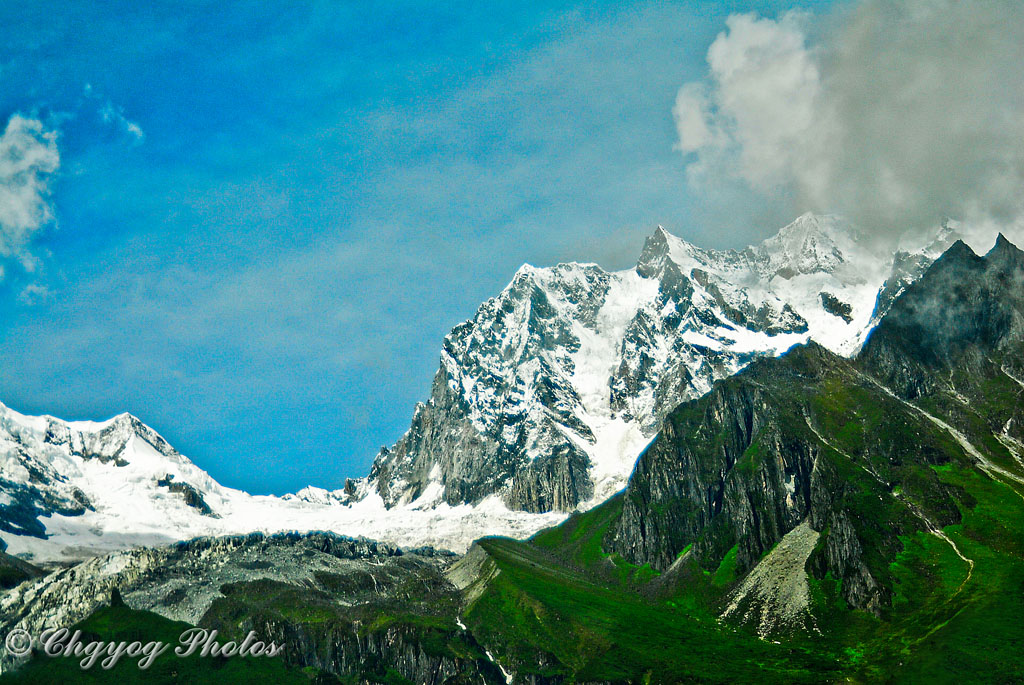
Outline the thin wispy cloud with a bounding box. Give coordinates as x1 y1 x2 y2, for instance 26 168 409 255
17 282 50 305
674 0 1024 242
83 84 145 145
0 1 854 494
99 100 145 145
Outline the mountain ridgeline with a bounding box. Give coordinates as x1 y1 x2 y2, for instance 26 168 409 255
362 214 958 514
0 214 960 562
4 235 1024 683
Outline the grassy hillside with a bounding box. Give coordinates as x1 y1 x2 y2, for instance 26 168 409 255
455 455 1024 683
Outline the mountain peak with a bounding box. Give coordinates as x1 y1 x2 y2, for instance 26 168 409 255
757 213 851 278
512 263 538 278
635 225 674 277
918 239 983 286
636 224 709 278
987 233 1024 267
780 211 839 233
939 238 980 263
861 235 1024 392
642 224 672 248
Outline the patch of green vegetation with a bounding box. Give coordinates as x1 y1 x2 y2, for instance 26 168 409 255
0 553 41 590
198 571 482 682
361 611 448 637
808 571 846 616
0 565 29 589
814 461 1024 682
632 563 660 584
711 544 739 588
889 531 969 613
809 377 882 454
734 440 763 475
530 493 624 570
499 358 1024 682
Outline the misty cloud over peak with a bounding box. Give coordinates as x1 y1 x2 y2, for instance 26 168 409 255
674 0 1024 244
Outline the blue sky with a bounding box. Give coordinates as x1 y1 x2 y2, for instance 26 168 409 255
0 1 832 494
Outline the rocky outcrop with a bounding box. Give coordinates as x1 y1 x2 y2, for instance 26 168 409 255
506 441 594 513
237 609 506 684
0 532 452 646
862 236 1024 402
0 531 466 676
820 291 853 323
156 474 215 516
0 551 43 590
611 362 814 574
808 510 883 611
369 368 513 508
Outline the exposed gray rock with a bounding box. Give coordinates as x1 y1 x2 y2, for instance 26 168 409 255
722 521 820 637
0 531 462 676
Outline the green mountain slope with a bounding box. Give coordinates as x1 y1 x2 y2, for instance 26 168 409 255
452 237 1024 682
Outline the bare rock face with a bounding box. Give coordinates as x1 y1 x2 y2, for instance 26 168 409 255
820 291 853 323
862 236 1024 402
612 345 845 573
505 443 594 513
607 339 955 612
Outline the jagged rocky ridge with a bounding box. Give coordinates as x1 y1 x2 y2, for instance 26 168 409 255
363 215 959 514
610 234 1024 625
407 234 1024 681
0 401 567 563
0 214 958 563
0 412 208 540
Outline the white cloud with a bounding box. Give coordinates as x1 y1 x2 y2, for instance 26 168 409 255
674 1 1024 240
0 114 60 258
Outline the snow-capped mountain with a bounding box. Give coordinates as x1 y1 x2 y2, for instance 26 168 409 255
0 403 566 563
0 213 958 563
362 214 959 512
